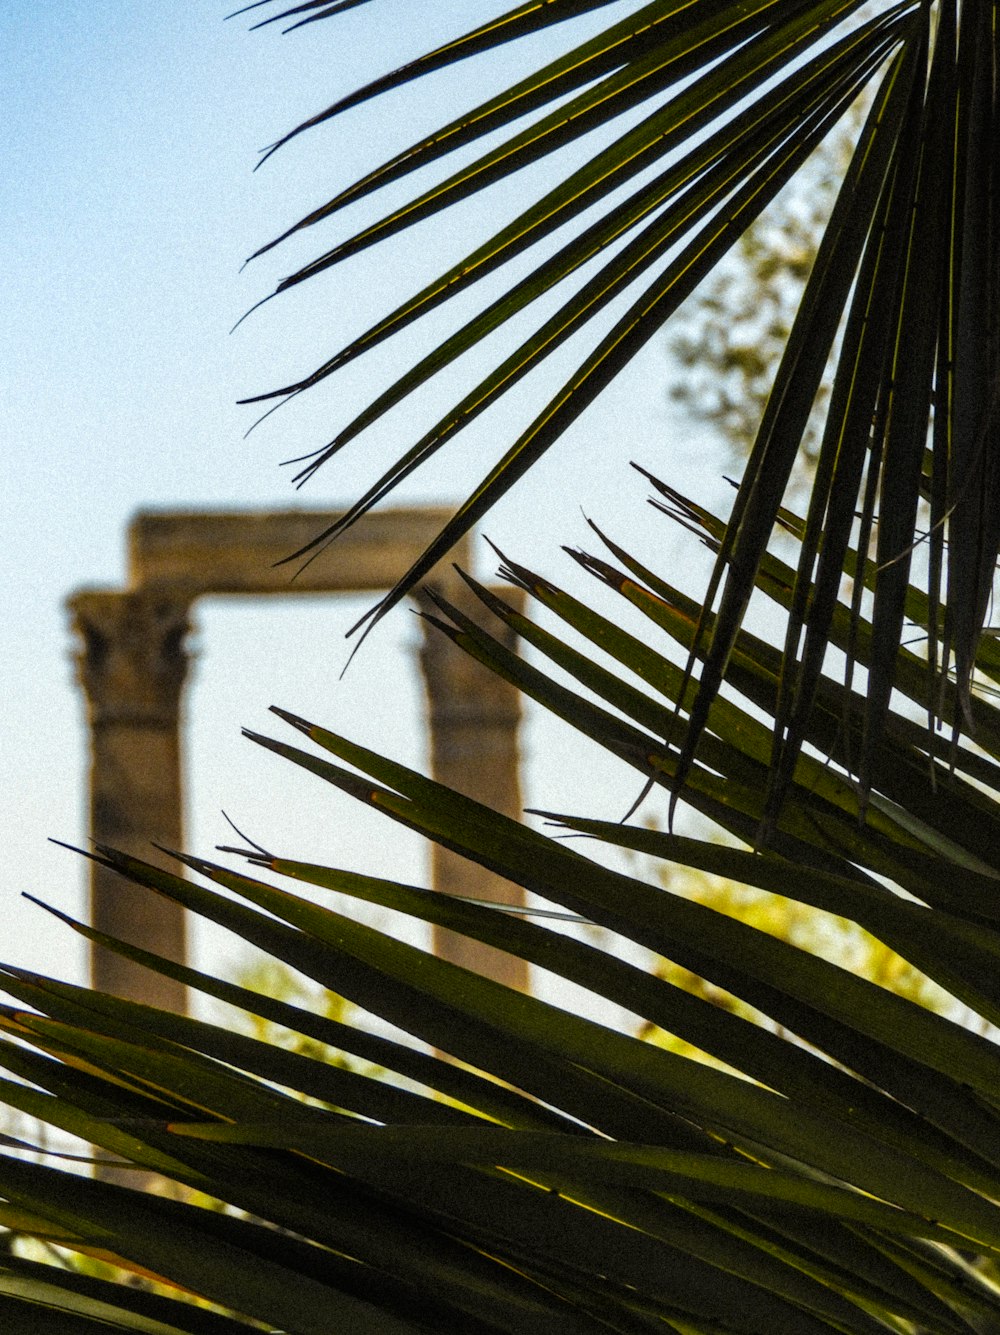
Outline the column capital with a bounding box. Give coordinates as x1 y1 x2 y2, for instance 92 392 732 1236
68 588 192 727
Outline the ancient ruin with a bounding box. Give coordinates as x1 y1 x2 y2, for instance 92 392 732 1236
69 509 526 1012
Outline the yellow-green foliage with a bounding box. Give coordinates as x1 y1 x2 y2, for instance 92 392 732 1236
639 861 950 1063
228 957 371 1074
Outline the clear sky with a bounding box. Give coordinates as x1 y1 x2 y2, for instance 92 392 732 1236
3 1 729 1003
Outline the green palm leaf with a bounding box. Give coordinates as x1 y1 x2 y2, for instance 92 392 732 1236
7 7 1000 1332
236 0 999 796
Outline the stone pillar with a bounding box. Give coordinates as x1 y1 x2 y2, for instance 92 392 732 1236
418 588 528 991
69 589 192 1012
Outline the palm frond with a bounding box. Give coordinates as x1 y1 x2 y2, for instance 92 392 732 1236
238 0 999 805
6 479 1000 1331
6 8 1000 1331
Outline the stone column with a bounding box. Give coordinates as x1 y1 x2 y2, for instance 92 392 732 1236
418 587 527 991
69 589 192 1012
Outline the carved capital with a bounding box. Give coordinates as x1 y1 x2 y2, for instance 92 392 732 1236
69 589 192 727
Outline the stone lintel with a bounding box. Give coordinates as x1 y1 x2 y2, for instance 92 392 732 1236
128 508 471 596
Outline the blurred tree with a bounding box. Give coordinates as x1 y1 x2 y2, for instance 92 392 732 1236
666 106 865 491
637 855 955 1070
227 959 381 1080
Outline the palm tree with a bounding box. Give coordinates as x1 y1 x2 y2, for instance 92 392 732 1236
2 3 999 1331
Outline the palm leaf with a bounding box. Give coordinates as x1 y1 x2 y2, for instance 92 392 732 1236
236 0 999 798
7 8 1000 1332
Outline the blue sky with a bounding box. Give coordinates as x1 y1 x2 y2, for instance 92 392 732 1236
3 1 728 998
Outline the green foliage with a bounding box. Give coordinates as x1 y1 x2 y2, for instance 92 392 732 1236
3 4 1000 1333
2 484 999 1331
231 0 1000 815
636 856 955 1065
224 959 381 1077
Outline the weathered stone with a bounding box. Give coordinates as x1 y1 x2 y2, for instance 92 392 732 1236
128 507 470 595
419 584 527 992
69 509 526 1012
69 589 191 1012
